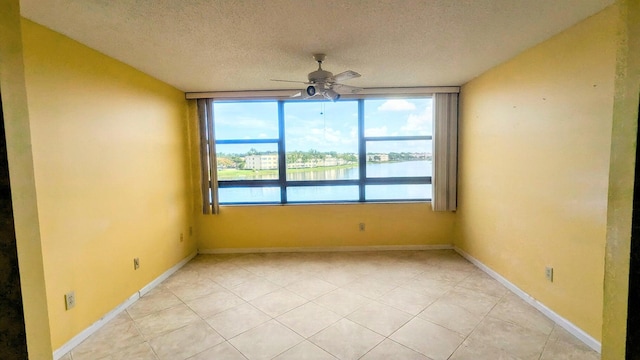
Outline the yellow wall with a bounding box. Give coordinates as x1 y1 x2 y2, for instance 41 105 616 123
455 6 617 341
197 203 455 250
602 0 640 358
0 1 53 358
20 19 195 348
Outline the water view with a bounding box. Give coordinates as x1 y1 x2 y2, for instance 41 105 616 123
218 160 432 203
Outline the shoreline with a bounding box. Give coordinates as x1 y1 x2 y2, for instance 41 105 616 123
217 160 430 180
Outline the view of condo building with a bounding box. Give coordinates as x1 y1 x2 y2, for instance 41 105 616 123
242 153 429 170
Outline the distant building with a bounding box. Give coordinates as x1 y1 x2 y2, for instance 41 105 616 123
286 155 352 169
367 153 389 162
244 154 278 170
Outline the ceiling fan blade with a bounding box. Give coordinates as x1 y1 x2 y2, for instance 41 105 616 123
333 83 363 94
271 79 311 84
331 70 361 82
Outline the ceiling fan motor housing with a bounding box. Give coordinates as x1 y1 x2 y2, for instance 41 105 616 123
308 69 333 83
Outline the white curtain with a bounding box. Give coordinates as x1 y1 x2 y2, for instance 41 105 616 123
196 99 219 214
432 93 458 211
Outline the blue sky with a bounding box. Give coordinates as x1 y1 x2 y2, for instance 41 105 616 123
214 98 432 154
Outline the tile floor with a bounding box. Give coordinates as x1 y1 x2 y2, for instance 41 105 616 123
61 250 600 360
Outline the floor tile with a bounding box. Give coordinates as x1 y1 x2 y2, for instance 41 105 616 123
400 277 456 298
309 319 384 360
374 266 422 286
540 340 600 360
186 341 247 360
488 293 554 335
71 312 144 360
466 317 549 360
342 276 398 299
435 254 478 272
148 320 224 360
250 288 308 317
184 288 245 318
457 271 509 298
390 317 464 360
230 277 281 301
416 266 474 283
548 324 584 344
162 269 203 287
209 267 259 288
164 277 226 301
378 286 437 315
313 288 371 316
449 338 518 360
261 268 310 287
418 300 484 336
273 340 337 360
126 286 182 320
286 277 337 300
109 342 158 360
361 339 432 360
347 301 413 336
205 303 271 339
134 304 201 340
540 325 600 360
229 320 304 360
277 302 342 338
316 266 361 286
437 286 500 316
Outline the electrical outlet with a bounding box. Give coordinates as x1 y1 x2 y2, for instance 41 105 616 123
134 257 140 270
65 291 76 310
180 233 184 242
545 266 554 282
359 223 365 231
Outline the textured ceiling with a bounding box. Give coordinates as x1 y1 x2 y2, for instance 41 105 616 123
20 0 614 92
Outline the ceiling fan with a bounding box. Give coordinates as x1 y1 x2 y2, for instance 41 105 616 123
271 54 362 101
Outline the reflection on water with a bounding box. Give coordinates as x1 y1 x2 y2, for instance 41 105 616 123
287 167 358 181
367 160 431 178
220 161 431 181
288 186 360 202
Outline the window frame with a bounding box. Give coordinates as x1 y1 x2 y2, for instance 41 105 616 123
213 96 434 205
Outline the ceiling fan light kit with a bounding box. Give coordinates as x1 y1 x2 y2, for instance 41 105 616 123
322 88 340 101
271 54 361 101
305 85 316 96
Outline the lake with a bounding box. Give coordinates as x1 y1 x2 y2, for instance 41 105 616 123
218 160 432 203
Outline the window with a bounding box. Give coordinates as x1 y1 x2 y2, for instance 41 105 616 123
210 97 433 204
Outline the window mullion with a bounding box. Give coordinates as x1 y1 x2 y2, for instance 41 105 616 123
358 99 366 201
278 100 287 204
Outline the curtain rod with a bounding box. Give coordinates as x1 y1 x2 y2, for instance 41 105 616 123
185 86 460 100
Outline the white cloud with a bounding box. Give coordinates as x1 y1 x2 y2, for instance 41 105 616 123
310 128 342 144
284 126 358 153
400 107 433 135
377 100 416 111
217 116 273 129
349 127 357 139
364 126 388 137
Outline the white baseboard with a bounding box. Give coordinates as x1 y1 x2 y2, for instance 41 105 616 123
198 244 454 254
454 247 601 353
53 251 197 360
